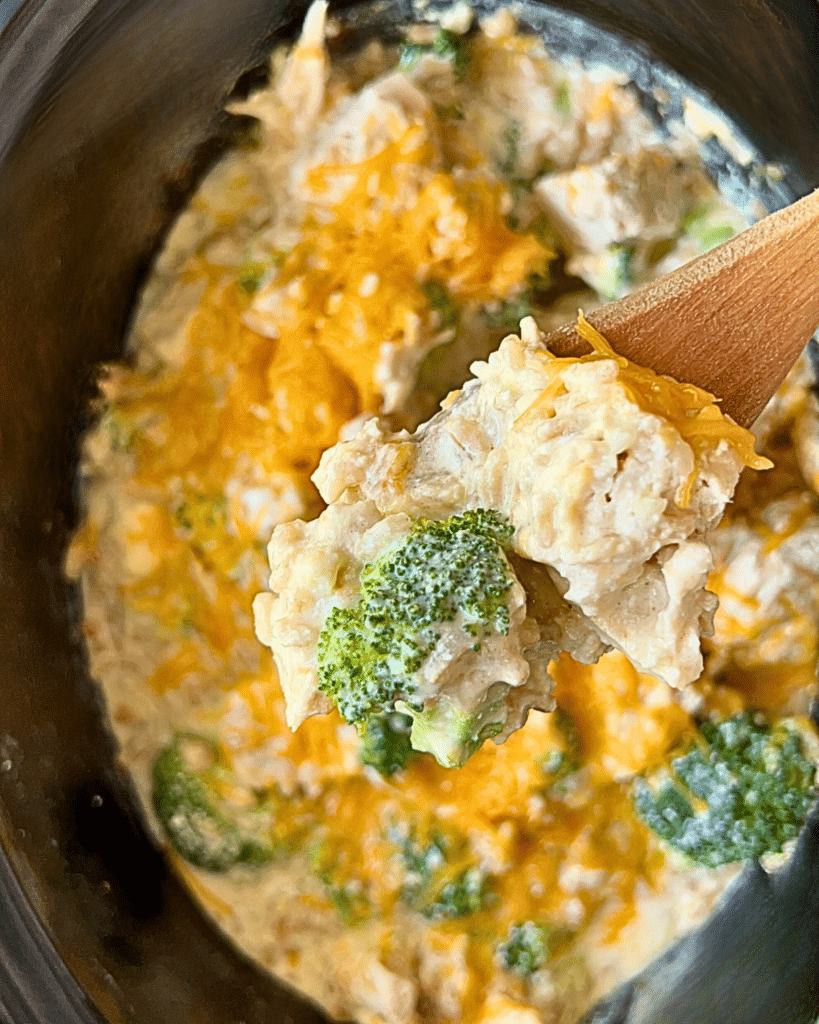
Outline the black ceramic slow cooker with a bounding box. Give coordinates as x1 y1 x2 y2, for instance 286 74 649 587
1 2 819 1022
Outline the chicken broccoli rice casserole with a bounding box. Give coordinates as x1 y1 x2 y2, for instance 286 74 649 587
68 5 819 1023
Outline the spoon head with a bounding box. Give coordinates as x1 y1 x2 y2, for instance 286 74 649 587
546 189 819 428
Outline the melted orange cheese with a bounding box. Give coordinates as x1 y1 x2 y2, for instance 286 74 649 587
552 651 692 779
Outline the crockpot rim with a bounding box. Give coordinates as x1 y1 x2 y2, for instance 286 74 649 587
2 1 819 1022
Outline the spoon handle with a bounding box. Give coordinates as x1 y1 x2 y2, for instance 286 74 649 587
546 189 819 428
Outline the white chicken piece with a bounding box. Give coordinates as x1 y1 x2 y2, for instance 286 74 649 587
534 149 700 254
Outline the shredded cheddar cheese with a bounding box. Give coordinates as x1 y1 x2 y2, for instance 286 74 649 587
575 312 772 490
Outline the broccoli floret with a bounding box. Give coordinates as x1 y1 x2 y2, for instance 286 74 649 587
596 244 635 301
431 865 487 918
236 259 267 294
152 733 275 872
496 119 521 177
309 841 370 926
174 493 227 537
633 712 818 867
498 921 567 978
537 709 580 786
693 222 736 251
433 102 464 121
421 279 460 335
398 42 427 70
359 711 416 775
581 244 635 302
316 509 517 767
554 80 571 117
393 823 491 919
399 28 470 81
173 494 231 578
102 406 136 454
482 290 533 332
680 201 738 253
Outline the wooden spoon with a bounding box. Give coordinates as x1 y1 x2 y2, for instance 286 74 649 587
545 188 819 428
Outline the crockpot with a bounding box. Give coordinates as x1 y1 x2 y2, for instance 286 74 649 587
1 1 819 1022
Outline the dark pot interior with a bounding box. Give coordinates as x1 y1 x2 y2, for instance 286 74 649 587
1 1 818 1022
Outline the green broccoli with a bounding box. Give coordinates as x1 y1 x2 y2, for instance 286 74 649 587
413 279 462 409
421 279 460 335
103 406 136 454
496 119 521 177
584 244 636 302
397 684 510 769
152 733 275 872
633 712 818 868
482 290 533 332
498 921 568 978
316 509 518 768
392 823 490 919
537 709 580 786
680 201 738 253
399 28 470 81
174 493 227 536
309 840 371 926
430 865 487 918
236 259 267 294
359 711 416 776
554 80 571 117
433 102 464 121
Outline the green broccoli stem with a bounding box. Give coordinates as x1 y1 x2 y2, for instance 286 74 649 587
358 711 416 775
398 28 470 81
396 684 508 768
152 733 275 872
